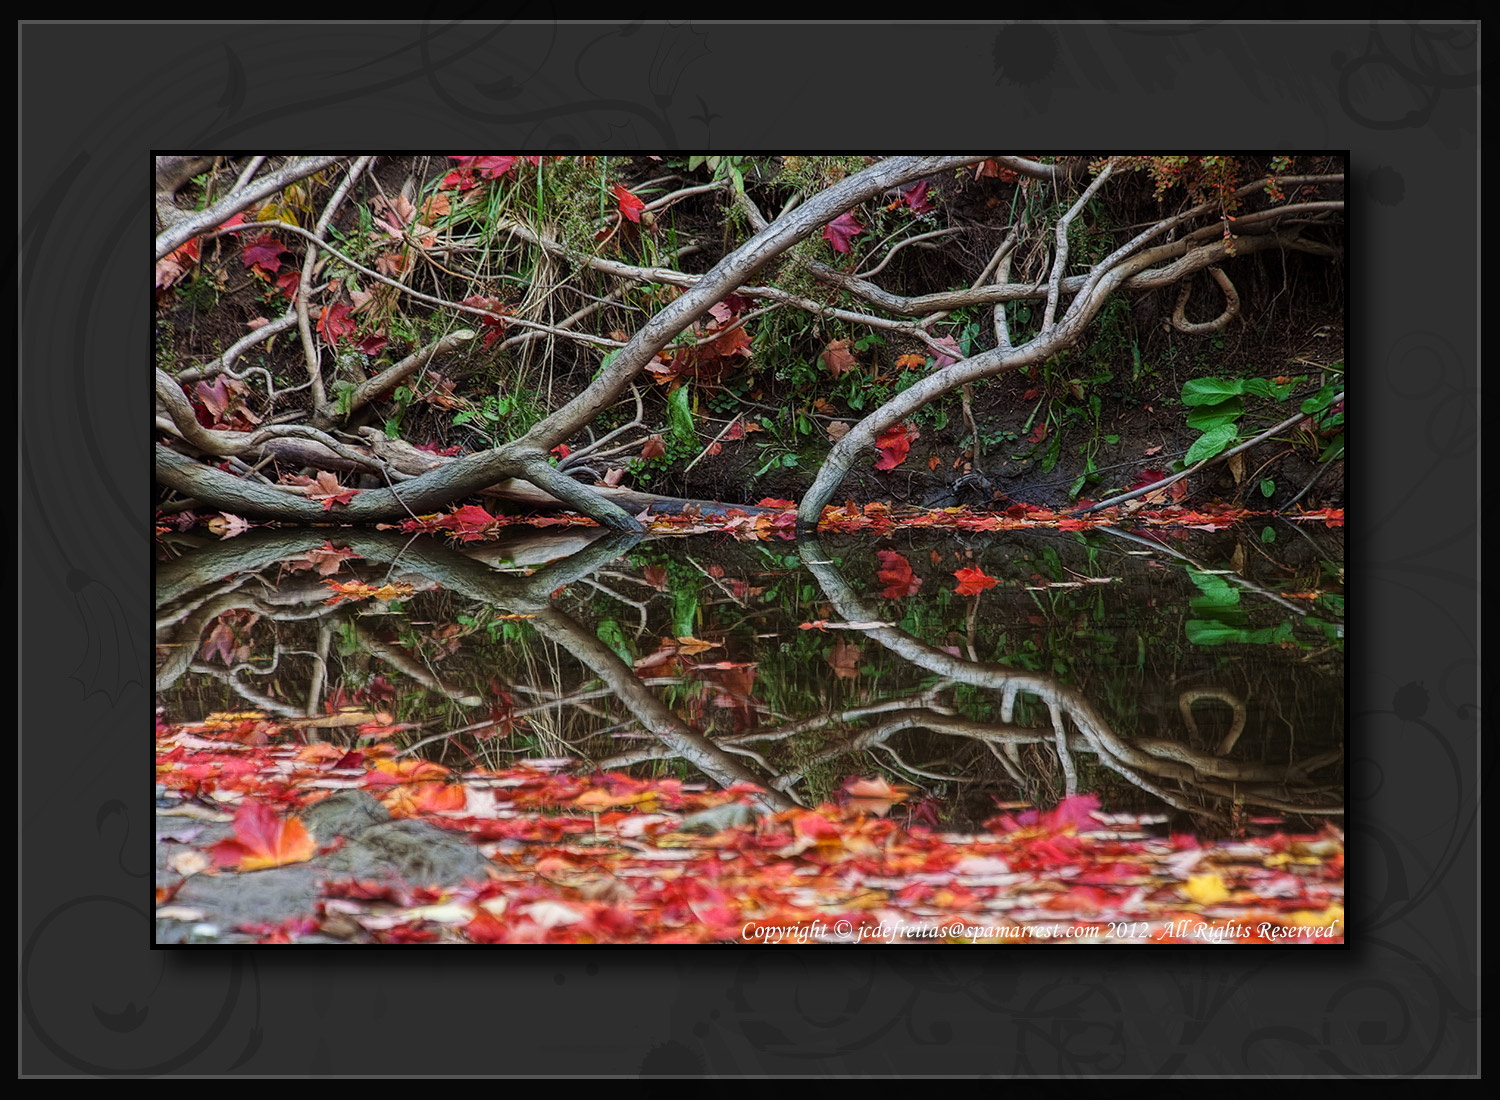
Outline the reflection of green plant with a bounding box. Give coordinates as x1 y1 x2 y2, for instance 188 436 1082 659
1184 569 1295 647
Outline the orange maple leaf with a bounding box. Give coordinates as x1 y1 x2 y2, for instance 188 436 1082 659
210 801 316 871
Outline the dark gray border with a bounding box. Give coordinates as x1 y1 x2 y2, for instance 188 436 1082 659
20 21 1477 1077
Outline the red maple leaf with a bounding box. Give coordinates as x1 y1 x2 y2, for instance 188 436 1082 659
902 180 935 214
317 302 356 344
284 470 357 510
444 156 518 191
356 332 388 357
1129 468 1167 492
612 183 645 224
821 212 865 253
875 550 922 598
873 423 918 471
209 800 316 871
930 335 962 369
953 566 999 596
242 235 289 279
155 237 200 289
461 294 510 348
468 156 517 179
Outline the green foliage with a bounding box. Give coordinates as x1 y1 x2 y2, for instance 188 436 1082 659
452 386 545 446
1178 368 1343 469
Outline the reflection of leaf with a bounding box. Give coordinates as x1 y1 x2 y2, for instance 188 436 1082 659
827 638 860 679
953 567 998 595
875 550 922 598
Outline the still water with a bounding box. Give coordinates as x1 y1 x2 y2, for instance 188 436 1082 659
156 520 1344 835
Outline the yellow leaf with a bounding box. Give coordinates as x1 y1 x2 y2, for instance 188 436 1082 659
1182 873 1230 905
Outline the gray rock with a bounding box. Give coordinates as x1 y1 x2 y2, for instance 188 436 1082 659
301 789 391 842
325 818 493 886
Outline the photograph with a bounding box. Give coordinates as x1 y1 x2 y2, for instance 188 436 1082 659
152 153 1346 945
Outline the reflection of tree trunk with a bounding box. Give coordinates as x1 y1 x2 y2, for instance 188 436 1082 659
354 621 484 708
794 534 1341 820
156 529 794 810
525 608 793 812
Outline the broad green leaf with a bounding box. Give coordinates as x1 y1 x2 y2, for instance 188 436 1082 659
1186 398 1242 431
667 384 695 446
1185 423 1238 465
1183 377 1249 405
1300 383 1340 416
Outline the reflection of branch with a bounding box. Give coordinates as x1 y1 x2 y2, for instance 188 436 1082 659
1096 525 1309 618
158 529 793 809
354 621 483 708
796 534 1339 822
525 607 793 810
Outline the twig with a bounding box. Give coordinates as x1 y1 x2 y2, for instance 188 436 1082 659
1073 393 1341 515
1044 159 1117 332
229 157 268 195
682 416 742 474
155 155 346 260
300 155 373 414
1278 459 1335 514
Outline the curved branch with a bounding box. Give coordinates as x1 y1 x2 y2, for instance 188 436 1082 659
155 156 346 260
1171 265 1241 334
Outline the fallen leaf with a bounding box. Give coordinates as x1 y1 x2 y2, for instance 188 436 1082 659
901 180 935 214
874 423 918 471
317 302 356 344
821 212 864 253
821 339 857 379
241 235 288 279
209 801 316 871
612 183 645 224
